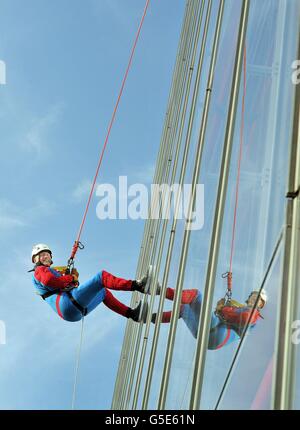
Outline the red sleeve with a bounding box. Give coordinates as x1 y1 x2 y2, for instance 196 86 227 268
34 266 74 289
240 309 260 326
221 306 260 327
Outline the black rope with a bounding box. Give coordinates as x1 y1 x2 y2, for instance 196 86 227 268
214 230 283 410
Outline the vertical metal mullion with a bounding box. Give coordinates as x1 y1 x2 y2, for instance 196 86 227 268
127 1 201 409
119 0 196 409
112 212 152 409
114 224 151 409
145 0 202 282
114 113 170 409
120 113 178 409
272 25 300 410
148 0 204 269
119 131 171 409
142 0 198 272
112 0 193 410
189 0 250 410
114 95 175 409
142 0 213 410
257 0 288 280
157 0 226 410
137 0 193 278
132 0 206 409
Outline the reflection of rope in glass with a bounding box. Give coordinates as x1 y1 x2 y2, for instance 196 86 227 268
214 229 283 410
222 41 247 303
228 45 247 277
179 349 197 409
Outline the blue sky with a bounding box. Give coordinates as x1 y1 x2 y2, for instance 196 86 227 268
0 0 185 409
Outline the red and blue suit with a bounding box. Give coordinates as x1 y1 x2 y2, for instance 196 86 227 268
33 265 135 322
160 289 262 350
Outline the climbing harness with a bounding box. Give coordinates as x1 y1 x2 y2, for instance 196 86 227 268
31 262 84 312
65 291 87 317
38 288 87 317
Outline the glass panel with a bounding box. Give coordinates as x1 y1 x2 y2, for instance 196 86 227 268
131 0 300 410
294 233 300 408
145 0 228 409
134 0 208 408
165 0 243 409
199 0 300 410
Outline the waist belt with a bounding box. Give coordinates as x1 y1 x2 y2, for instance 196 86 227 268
40 289 87 316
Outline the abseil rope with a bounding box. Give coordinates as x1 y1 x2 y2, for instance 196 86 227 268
222 45 247 302
68 0 151 268
68 0 151 408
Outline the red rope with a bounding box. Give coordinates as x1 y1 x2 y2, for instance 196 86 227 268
227 45 247 291
69 0 150 262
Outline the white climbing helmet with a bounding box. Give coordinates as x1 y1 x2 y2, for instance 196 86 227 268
249 289 268 306
31 243 52 263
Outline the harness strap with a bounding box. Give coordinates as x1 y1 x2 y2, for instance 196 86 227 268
65 291 87 317
40 289 87 316
40 290 58 300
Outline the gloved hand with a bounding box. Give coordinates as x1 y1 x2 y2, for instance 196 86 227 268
215 298 226 314
71 268 79 285
53 266 69 275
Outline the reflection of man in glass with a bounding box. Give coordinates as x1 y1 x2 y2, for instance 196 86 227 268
151 288 267 350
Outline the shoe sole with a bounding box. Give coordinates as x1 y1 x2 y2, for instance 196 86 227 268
138 301 148 323
144 264 154 294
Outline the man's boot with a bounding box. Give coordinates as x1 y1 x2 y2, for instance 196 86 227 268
127 300 148 323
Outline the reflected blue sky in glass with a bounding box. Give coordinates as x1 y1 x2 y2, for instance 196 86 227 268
165 0 243 409
142 0 222 408
200 0 300 409
133 0 300 410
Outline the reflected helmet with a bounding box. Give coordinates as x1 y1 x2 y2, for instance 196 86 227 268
249 289 268 306
31 243 52 263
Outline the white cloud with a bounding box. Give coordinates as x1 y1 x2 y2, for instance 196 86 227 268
72 179 93 203
71 179 102 203
0 213 25 229
0 198 57 232
21 102 65 156
25 198 57 219
133 163 155 184
0 199 26 230
90 0 130 28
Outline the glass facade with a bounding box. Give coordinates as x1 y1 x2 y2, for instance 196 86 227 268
112 0 300 410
